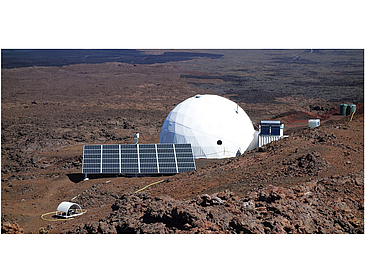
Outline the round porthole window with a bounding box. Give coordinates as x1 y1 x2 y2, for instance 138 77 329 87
217 140 222 145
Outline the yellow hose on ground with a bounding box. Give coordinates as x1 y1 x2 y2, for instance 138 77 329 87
135 180 164 194
41 180 164 221
350 110 356 121
41 210 87 221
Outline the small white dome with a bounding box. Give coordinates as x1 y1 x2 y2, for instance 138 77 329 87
159 94 255 158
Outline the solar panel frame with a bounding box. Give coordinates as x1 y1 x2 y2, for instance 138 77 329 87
82 143 195 175
139 143 159 174
82 145 102 174
174 143 195 173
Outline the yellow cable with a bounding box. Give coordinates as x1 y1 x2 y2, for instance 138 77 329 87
41 210 87 221
135 180 164 194
41 180 164 222
350 110 356 121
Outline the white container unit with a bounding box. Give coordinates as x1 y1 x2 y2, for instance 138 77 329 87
257 120 286 147
308 119 320 128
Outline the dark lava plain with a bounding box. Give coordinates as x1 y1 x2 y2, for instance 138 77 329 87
179 49 363 103
1 49 223 69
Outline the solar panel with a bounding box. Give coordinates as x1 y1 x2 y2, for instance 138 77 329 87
175 143 195 173
139 144 158 174
82 143 196 175
102 144 120 173
157 143 177 174
82 145 101 174
120 144 138 174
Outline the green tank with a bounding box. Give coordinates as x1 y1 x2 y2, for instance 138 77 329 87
340 103 348 116
347 104 356 115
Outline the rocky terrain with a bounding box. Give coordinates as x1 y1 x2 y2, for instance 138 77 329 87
65 173 363 234
1 49 363 234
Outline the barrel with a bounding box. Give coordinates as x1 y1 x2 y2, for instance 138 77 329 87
340 103 348 116
347 104 356 115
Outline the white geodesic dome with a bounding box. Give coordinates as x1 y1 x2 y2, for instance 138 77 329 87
159 94 256 159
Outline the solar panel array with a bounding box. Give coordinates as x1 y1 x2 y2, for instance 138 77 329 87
82 143 195 175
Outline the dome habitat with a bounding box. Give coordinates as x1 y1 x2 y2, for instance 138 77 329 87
159 94 256 158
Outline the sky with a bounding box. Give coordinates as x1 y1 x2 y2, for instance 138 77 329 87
1 1 364 49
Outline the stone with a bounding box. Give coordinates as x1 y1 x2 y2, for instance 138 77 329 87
242 201 255 210
211 196 223 204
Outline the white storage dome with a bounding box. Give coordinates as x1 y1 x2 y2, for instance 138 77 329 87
56 201 83 218
159 94 256 158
